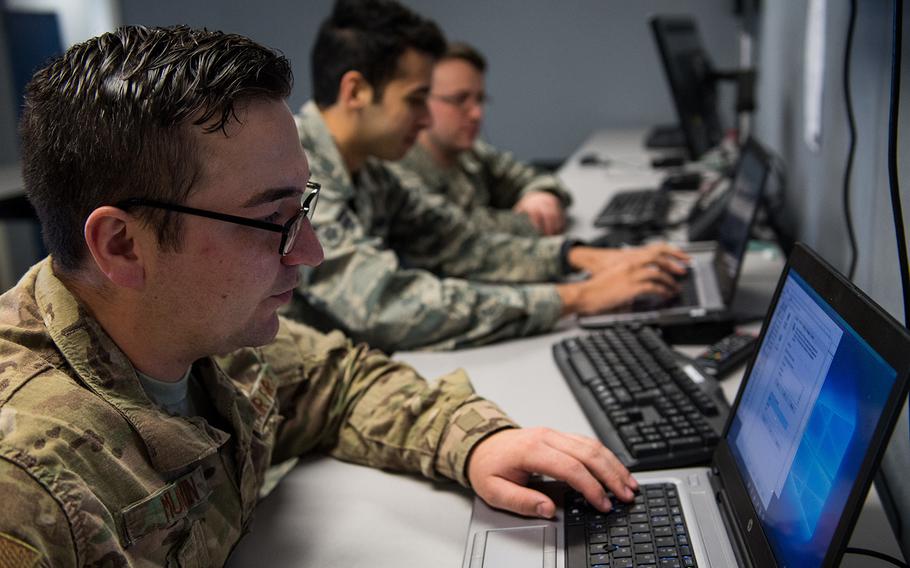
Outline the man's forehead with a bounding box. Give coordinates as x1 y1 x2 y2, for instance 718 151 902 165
187 99 309 203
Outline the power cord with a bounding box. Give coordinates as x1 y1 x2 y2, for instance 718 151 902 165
887 0 909 328
845 547 908 567
843 0 859 280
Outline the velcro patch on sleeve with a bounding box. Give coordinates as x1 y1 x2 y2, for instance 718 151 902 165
0 532 41 568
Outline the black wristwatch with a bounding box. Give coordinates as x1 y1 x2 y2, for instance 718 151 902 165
559 238 585 274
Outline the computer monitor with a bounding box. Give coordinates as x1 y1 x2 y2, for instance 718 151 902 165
649 15 725 161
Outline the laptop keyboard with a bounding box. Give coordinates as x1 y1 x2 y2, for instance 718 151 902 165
552 325 729 470
632 270 699 312
594 190 671 229
565 484 698 567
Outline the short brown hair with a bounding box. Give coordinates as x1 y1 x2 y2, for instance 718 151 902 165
444 42 487 73
20 25 293 272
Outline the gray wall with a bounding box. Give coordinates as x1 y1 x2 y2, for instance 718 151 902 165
755 0 910 557
120 0 741 161
0 12 19 165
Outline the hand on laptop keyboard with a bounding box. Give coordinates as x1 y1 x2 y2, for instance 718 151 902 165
559 260 684 316
465 427 639 519
567 242 690 276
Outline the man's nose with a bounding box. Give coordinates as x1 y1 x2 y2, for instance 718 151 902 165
281 220 324 267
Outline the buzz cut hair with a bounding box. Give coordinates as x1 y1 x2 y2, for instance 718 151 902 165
20 25 293 272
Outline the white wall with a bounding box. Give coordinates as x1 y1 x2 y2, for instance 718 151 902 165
755 0 910 556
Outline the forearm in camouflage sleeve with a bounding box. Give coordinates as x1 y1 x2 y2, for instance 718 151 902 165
480 141 573 208
300 248 562 351
465 205 541 237
257 320 517 484
388 185 565 283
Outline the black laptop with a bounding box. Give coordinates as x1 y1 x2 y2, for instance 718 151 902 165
463 243 910 567
579 138 771 330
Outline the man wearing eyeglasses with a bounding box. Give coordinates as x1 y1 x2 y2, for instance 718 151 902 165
390 42 571 237
0 23 642 568
293 0 689 352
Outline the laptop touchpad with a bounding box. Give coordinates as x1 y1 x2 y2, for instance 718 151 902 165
469 525 556 568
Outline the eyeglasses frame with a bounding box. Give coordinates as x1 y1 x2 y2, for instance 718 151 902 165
114 181 320 256
429 91 490 110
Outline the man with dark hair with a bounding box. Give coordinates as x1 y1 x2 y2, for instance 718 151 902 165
293 0 688 352
0 24 639 567
391 41 572 236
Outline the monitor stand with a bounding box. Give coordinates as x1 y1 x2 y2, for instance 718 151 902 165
644 124 686 149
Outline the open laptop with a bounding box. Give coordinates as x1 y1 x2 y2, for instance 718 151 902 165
579 137 771 330
462 243 910 568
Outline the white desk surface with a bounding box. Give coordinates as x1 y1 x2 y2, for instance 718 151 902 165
228 129 904 566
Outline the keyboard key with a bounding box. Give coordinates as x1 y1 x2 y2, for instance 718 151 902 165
630 441 668 457
636 553 657 565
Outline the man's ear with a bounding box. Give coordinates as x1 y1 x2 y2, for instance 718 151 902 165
337 70 374 110
83 206 147 289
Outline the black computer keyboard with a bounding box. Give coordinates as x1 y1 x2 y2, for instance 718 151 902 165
552 325 729 471
564 484 698 567
594 189 671 229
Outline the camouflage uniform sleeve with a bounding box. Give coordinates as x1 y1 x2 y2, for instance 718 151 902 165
0 457 76 568
300 186 562 352
456 203 541 237
261 319 518 486
389 156 540 237
474 140 574 208
388 172 564 283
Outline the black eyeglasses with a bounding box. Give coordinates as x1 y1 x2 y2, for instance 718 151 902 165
115 181 320 256
429 91 490 110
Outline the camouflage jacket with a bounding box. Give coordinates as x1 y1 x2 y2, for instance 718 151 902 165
390 140 573 237
290 102 565 352
0 258 516 567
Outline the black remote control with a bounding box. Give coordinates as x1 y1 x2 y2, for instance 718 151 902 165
693 332 758 379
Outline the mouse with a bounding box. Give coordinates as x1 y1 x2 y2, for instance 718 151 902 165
661 171 703 190
579 153 608 166
651 155 686 169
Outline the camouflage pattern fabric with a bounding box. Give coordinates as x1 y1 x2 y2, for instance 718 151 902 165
390 140 573 237
0 258 517 567
290 101 564 352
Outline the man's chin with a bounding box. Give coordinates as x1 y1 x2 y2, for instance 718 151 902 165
238 313 282 350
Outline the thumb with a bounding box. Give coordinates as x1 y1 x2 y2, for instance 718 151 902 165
477 476 557 519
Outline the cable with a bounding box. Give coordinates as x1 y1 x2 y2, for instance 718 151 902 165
886 0 910 327
844 547 909 567
843 0 859 280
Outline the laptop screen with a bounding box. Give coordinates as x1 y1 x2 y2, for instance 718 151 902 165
713 142 767 304
727 268 898 567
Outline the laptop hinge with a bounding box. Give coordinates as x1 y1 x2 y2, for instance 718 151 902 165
708 469 755 568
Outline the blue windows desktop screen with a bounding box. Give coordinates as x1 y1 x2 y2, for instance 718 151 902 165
728 270 897 567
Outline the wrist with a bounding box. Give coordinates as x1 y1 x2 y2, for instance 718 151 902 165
556 282 582 316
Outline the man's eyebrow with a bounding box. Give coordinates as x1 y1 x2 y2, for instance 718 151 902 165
242 187 303 208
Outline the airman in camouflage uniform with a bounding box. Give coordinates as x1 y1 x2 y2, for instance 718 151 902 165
291 101 565 352
0 259 513 567
389 42 572 237
290 4 690 352
0 15 641 567
391 139 572 237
